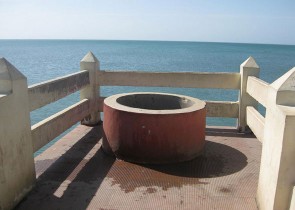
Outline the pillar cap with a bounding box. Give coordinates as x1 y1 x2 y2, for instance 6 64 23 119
241 56 259 68
0 57 26 94
271 67 295 106
271 67 295 91
81 51 99 63
0 57 26 80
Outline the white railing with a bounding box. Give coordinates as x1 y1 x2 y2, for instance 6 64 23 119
247 76 269 107
27 54 253 152
96 71 241 118
245 66 295 210
97 70 240 89
246 77 269 142
28 70 90 111
1 52 295 210
31 99 91 152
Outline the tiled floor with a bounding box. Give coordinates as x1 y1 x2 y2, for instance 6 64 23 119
16 125 261 210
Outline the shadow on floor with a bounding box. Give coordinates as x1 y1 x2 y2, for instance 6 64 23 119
206 127 255 138
15 126 115 210
15 126 250 209
106 139 248 193
144 140 248 178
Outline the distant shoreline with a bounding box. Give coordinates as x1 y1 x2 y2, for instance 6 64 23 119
0 39 294 47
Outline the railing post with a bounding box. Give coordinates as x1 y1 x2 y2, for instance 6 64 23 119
257 67 295 210
80 52 101 125
290 187 295 210
238 56 260 132
0 58 35 210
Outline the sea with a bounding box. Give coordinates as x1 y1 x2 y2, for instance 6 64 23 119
0 40 295 155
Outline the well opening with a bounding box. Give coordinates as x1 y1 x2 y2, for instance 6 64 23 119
116 94 195 110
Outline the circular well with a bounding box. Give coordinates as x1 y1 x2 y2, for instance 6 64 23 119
103 92 206 164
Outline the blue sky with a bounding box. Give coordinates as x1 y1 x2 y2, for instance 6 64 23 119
0 0 294 44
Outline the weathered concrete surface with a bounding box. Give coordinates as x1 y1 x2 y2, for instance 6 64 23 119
80 52 100 125
97 96 239 118
28 70 89 111
15 125 261 210
257 67 295 210
271 67 295 106
247 76 269 107
0 58 35 210
31 99 91 152
290 187 295 210
205 100 239 118
246 106 265 143
238 57 260 132
97 70 241 89
103 93 206 164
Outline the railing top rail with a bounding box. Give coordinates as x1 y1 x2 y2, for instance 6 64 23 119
247 76 269 108
101 70 239 75
28 70 90 111
28 70 88 89
97 70 241 89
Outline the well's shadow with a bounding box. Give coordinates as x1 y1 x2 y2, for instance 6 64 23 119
143 140 248 178
105 139 248 193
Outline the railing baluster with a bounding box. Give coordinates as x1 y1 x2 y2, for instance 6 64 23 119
0 58 35 210
238 56 260 132
80 52 101 125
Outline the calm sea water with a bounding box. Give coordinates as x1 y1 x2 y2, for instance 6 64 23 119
1 40 295 154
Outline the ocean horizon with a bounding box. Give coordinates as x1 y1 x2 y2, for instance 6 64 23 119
1 38 295 47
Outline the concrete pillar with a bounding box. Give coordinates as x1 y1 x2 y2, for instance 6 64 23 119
257 67 295 210
238 56 260 132
80 52 101 125
0 58 35 210
290 187 295 210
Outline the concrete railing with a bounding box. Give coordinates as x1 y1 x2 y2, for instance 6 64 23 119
28 70 90 111
0 58 36 210
290 187 295 210
26 52 248 152
0 52 100 210
245 64 295 210
97 70 240 89
246 76 269 142
96 71 241 118
1 51 294 210
29 52 101 153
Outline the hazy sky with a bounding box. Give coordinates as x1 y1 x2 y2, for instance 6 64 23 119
0 0 294 45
